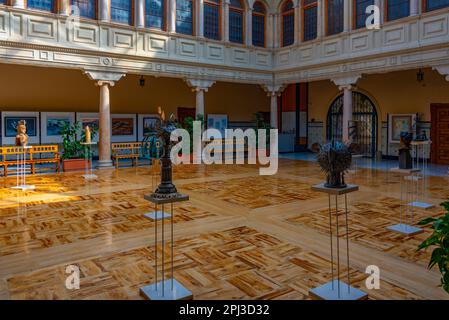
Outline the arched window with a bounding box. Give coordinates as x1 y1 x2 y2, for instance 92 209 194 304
27 0 55 11
424 0 449 12
386 0 410 21
354 0 374 29
252 1 266 47
302 0 317 41
146 0 165 29
204 0 221 40
72 0 96 19
229 0 244 44
176 0 194 35
111 0 133 25
281 0 294 47
326 0 344 35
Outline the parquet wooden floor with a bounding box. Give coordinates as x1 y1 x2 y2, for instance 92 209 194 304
0 159 448 300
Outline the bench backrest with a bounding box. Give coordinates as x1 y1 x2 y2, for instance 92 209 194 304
112 142 142 156
0 145 59 161
31 145 59 159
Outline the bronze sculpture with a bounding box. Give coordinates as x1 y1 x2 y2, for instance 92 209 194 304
398 132 413 169
15 120 29 147
317 141 352 188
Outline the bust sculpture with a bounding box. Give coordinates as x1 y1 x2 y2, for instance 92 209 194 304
316 141 352 188
15 120 29 147
398 132 413 169
85 126 92 144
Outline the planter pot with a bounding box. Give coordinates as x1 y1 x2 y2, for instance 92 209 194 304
63 159 91 172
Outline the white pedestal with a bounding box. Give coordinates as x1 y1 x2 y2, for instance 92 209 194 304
144 210 171 220
11 146 35 191
309 280 368 300
81 142 97 180
386 223 423 236
140 279 192 300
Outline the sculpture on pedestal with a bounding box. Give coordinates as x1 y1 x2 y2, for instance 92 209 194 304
15 120 29 147
398 132 413 169
84 126 92 144
152 107 179 198
317 141 352 188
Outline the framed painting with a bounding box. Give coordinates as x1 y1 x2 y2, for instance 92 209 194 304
388 114 417 143
81 118 99 131
5 116 37 137
46 118 70 136
112 118 134 136
207 114 228 137
143 117 160 136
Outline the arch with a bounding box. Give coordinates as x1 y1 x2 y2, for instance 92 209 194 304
145 0 166 30
252 0 266 47
281 0 294 47
176 0 195 35
72 0 97 19
204 0 221 40
229 0 245 44
326 91 378 157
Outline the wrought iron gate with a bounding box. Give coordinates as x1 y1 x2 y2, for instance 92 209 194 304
326 92 378 157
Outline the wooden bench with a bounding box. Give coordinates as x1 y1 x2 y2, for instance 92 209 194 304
111 142 142 168
1 145 60 176
204 138 247 160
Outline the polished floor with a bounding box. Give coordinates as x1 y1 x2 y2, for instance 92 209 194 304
0 159 448 299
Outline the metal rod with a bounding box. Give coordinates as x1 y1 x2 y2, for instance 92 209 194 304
328 194 334 290
162 203 165 295
171 202 174 290
155 203 158 291
345 194 350 293
335 195 340 298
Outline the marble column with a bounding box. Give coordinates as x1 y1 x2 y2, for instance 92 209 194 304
12 0 25 8
198 0 204 37
185 79 216 117
410 0 419 16
270 93 278 129
294 1 300 45
168 0 176 32
341 85 353 143
59 0 69 15
99 0 110 22
317 0 323 38
135 0 145 28
97 81 114 169
195 89 205 117
224 0 230 42
344 0 351 32
246 9 253 46
375 0 383 25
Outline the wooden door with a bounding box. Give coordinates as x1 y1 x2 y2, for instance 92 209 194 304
431 104 449 164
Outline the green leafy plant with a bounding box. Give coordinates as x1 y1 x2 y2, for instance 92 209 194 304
60 121 97 160
254 112 271 148
181 114 204 153
417 200 449 294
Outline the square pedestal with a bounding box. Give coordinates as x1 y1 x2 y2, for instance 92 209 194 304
387 223 423 236
11 185 36 191
140 279 193 300
408 201 435 210
82 174 98 180
144 210 171 220
309 280 368 300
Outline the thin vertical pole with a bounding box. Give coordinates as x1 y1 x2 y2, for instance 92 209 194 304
171 202 174 290
162 203 165 295
328 194 334 290
335 195 340 298
345 194 350 293
155 203 158 291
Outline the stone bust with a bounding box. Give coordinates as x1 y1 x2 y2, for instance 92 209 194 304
15 120 29 147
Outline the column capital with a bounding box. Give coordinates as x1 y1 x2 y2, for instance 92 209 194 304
433 65 449 81
84 70 126 84
185 79 216 92
261 84 286 97
331 75 361 90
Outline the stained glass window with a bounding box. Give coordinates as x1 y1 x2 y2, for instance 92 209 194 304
327 0 344 35
204 0 220 40
146 0 165 29
282 0 294 46
229 0 244 44
176 0 194 35
27 0 55 11
387 0 410 21
303 0 317 41
355 0 374 29
111 0 132 25
425 0 449 11
72 0 96 19
252 1 265 47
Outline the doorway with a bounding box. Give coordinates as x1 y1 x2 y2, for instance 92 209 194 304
430 104 449 164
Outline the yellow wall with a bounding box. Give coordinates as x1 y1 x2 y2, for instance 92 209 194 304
308 68 449 122
0 64 269 121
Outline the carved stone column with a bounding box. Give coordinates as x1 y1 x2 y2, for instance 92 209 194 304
410 0 419 16
262 84 286 129
12 0 25 9
84 71 125 169
99 0 110 22
185 79 216 117
135 0 145 28
294 0 300 45
198 0 204 37
168 0 176 32
246 8 253 46
344 0 351 32
332 76 361 143
317 0 323 38
59 0 69 15
224 0 230 42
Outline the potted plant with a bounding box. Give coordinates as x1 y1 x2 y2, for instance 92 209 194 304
254 112 271 157
60 121 97 172
177 114 204 162
417 200 449 294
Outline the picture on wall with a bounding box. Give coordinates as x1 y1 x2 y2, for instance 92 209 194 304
143 117 160 136
5 117 37 137
81 118 99 131
46 118 70 136
388 114 417 143
112 118 134 136
207 114 228 137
